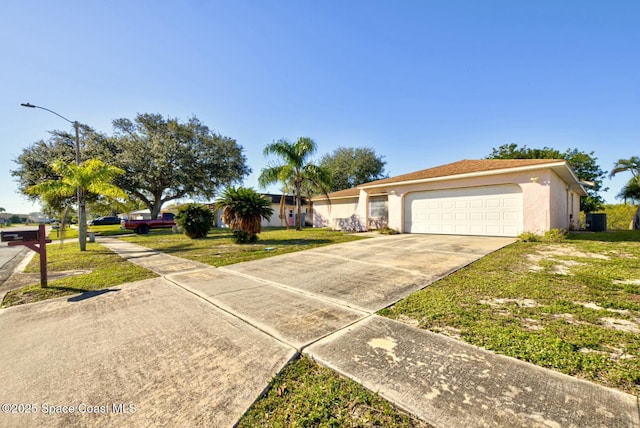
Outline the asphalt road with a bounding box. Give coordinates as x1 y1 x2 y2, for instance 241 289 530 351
0 243 30 287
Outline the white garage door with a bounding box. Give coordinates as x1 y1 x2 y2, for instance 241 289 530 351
404 185 523 237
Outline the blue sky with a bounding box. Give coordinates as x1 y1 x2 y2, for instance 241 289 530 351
2 1 638 214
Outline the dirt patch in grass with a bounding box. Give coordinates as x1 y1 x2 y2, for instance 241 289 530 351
479 298 540 308
599 317 640 334
525 244 609 275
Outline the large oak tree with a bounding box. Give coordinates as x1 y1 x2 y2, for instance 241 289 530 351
98 113 250 218
320 147 387 192
13 114 250 220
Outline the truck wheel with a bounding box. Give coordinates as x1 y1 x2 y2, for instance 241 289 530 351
136 224 150 234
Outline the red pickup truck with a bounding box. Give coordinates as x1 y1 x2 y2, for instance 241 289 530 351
123 212 176 234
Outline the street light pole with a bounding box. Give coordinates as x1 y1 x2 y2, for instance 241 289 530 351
21 102 87 251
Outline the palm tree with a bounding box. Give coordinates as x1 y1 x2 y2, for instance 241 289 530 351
258 137 331 230
610 156 640 229
610 156 640 179
616 177 640 203
215 187 274 243
27 159 128 250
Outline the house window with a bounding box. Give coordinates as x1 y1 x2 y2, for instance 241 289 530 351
369 199 388 218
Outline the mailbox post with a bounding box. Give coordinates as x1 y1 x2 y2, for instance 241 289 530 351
1 224 51 287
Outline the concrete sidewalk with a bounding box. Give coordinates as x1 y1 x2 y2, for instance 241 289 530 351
96 235 639 427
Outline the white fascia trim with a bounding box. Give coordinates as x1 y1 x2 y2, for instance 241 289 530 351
311 195 359 202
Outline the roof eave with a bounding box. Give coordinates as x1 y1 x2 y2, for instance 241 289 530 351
311 195 359 202
360 161 572 189
311 190 387 202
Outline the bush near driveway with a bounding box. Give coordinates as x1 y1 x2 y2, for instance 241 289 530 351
380 231 640 395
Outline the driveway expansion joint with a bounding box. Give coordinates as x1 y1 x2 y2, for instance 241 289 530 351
163 274 298 352
306 251 432 278
218 266 373 314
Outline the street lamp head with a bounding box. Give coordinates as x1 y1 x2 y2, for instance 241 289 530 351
20 102 74 125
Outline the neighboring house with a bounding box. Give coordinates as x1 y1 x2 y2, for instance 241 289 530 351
125 209 152 220
260 194 308 227
211 194 309 228
312 159 588 237
124 206 180 221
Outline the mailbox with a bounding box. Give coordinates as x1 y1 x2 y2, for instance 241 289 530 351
1 229 40 242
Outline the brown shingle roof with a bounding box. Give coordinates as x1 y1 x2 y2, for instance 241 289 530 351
312 159 577 201
361 159 566 187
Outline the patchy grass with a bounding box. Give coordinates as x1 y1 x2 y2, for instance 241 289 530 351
1 242 157 308
238 356 430 428
380 231 640 395
120 227 366 267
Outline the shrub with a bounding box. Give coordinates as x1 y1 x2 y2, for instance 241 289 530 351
519 229 567 243
601 204 638 230
518 231 541 242
215 187 274 244
378 225 399 235
175 204 214 239
233 230 255 244
543 228 567 242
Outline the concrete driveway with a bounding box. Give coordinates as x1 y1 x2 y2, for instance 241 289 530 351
156 234 513 351
0 233 513 427
219 234 514 312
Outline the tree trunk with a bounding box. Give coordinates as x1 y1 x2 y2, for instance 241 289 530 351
279 192 288 229
633 205 640 230
295 183 302 231
150 199 163 219
78 187 87 251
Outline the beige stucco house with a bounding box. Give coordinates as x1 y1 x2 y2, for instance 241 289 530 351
312 159 588 237
260 194 308 227
213 194 309 228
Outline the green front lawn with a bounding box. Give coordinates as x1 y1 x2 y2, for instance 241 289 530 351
1 242 157 307
120 227 365 266
380 231 640 395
